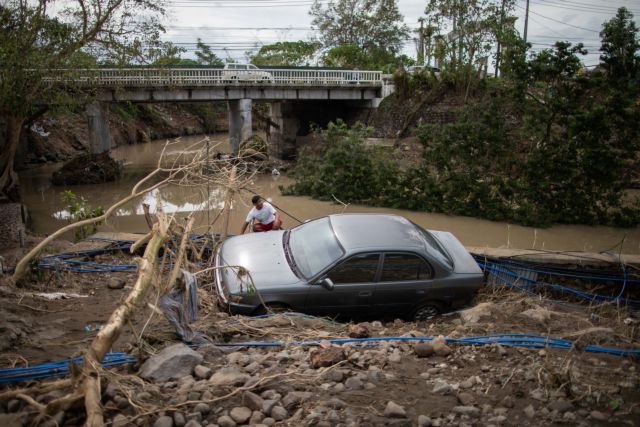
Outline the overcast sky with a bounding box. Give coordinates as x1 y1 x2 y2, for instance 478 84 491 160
162 0 640 67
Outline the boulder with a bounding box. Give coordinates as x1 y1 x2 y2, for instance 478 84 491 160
414 343 435 358
348 324 370 338
229 407 252 424
384 401 406 418
139 344 203 383
282 391 313 409
209 367 250 387
310 347 345 369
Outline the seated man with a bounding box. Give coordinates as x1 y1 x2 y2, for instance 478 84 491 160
240 195 283 233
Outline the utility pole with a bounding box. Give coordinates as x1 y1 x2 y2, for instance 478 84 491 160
523 0 530 44
495 0 506 77
417 17 425 65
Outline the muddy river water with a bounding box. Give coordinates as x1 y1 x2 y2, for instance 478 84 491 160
19 134 640 254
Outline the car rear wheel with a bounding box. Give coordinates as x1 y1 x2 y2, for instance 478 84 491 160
410 301 443 321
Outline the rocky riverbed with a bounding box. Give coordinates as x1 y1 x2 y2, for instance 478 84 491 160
0 256 638 427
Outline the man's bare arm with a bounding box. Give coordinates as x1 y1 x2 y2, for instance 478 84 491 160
240 221 249 234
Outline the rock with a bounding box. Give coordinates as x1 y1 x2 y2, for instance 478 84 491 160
326 398 347 410
418 415 432 427
453 406 481 417
548 400 573 413
262 417 276 426
239 390 263 412
431 339 452 357
500 396 515 408
112 414 129 427
345 377 364 390
282 391 313 409
52 152 122 185
108 279 126 290
414 343 435 357
230 407 252 424
529 388 546 401
154 416 174 427
139 344 203 383
310 347 345 368
209 367 250 387
524 405 535 419
460 376 476 389
6 399 20 413
244 361 262 374
249 411 264 426
457 392 475 406
348 324 370 338
371 321 384 330
194 403 210 415
194 365 212 380
217 415 236 427
590 410 609 421
459 302 494 323
432 380 453 395
173 412 186 427
326 369 344 382
262 399 278 415
384 401 406 418
388 352 402 363
271 406 288 421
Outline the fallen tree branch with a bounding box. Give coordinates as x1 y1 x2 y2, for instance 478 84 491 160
82 212 171 427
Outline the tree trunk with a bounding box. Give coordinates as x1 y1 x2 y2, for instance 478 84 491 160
0 115 25 202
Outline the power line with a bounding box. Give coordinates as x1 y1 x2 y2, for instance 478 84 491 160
515 3 601 33
530 0 640 16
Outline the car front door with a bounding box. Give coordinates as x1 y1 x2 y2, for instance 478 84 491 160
304 253 381 317
373 253 435 316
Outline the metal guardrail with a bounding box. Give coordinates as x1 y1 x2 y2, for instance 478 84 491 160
43 68 384 87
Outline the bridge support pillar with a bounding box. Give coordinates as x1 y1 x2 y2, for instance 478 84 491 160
86 101 112 154
228 99 252 155
268 102 299 160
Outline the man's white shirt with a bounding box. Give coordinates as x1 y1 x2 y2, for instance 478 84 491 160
246 202 276 224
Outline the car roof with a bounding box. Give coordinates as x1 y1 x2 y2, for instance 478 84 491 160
328 214 426 252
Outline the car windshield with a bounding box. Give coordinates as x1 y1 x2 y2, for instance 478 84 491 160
289 217 343 279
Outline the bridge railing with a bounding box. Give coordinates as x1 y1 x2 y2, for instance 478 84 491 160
42 68 383 87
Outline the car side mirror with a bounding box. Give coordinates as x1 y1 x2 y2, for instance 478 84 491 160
318 277 334 291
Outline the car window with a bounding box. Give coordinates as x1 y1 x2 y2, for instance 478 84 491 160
289 217 344 279
240 65 248 70
381 253 433 281
328 254 380 284
249 65 257 70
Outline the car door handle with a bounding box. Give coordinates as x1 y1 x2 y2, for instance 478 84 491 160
358 291 372 297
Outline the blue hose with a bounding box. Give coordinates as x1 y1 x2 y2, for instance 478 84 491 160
1 333 637 384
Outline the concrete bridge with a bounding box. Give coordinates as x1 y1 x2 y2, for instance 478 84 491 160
62 68 395 158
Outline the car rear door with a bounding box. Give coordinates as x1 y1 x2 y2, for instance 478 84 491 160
373 252 436 315
304 253 381 316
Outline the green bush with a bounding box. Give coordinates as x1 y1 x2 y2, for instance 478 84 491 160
282 120 399 204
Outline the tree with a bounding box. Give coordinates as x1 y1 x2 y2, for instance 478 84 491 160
0 0 165 202
252 41 320 66
195 38 224 66
599 7 640 86
424 0 515 86
310 0 409 53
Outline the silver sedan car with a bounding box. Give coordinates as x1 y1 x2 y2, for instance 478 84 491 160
214 214 483 320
